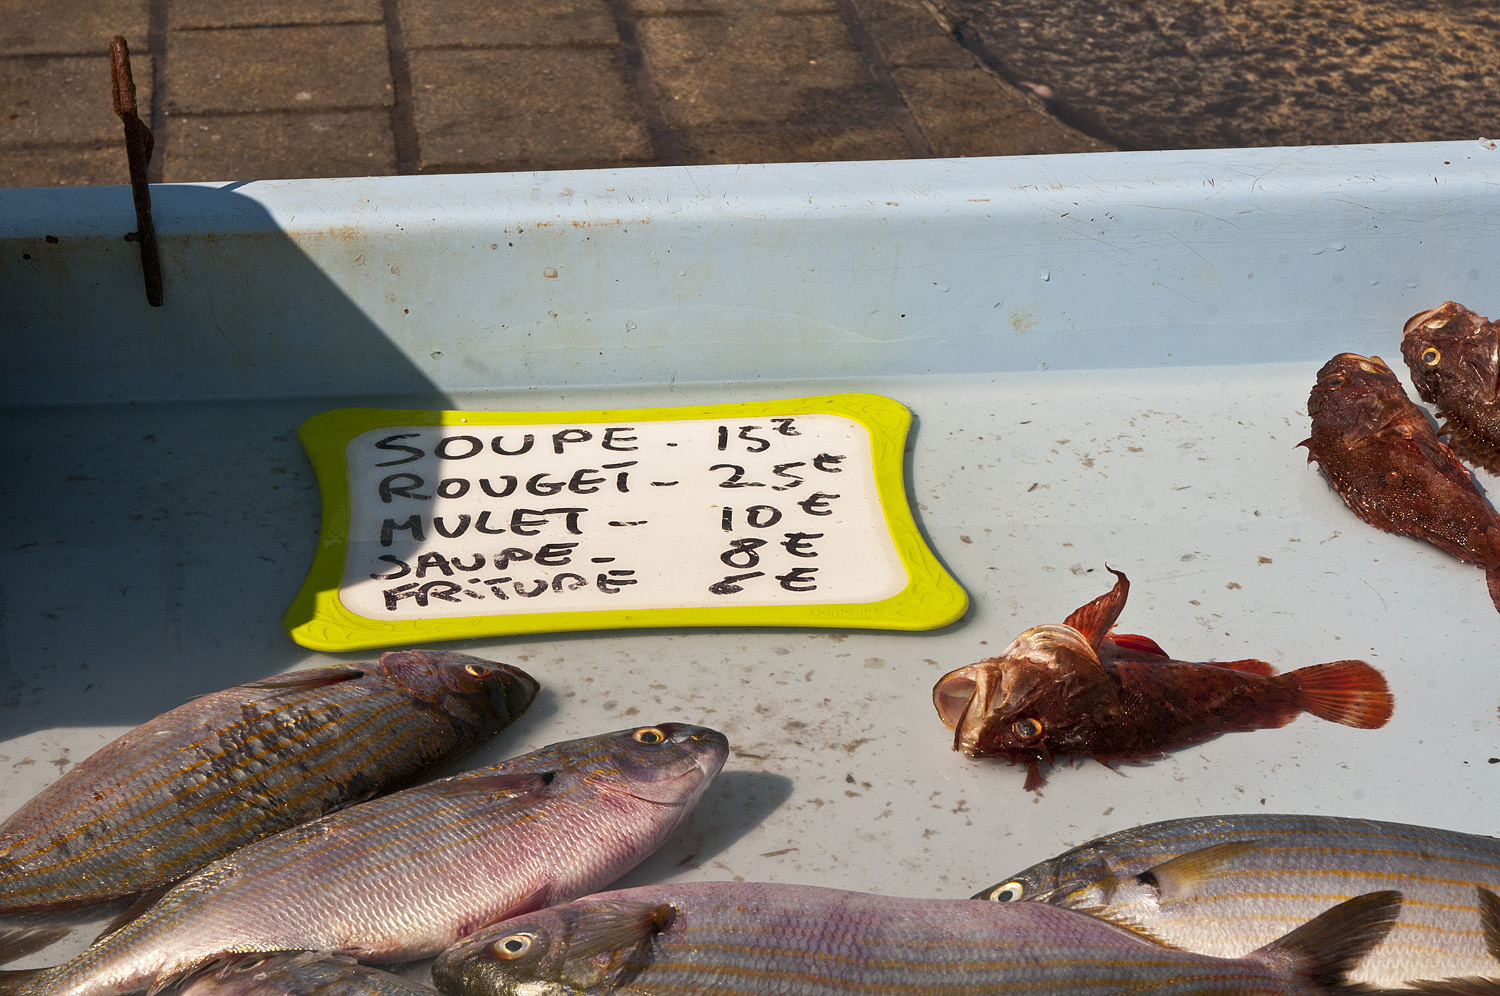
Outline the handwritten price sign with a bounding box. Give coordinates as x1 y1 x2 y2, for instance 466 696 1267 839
285 394 966 651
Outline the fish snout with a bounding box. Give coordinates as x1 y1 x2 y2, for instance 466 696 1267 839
483 662 541 722
614 724 729 804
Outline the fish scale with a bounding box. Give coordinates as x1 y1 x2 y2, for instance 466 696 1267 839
7 724 728 996
1 652 538 920
432 882 1402 996
978 814 1500 987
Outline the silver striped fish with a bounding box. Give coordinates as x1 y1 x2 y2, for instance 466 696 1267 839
1 651 537 960
3 724 726 996
180 955 432 996
974 814 1500 988
431 881 1404 996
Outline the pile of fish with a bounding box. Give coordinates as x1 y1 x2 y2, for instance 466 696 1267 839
1301 303 1500 614
0 653 729 996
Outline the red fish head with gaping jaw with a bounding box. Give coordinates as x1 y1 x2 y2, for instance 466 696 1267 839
933 622 1121 781
1402 301 1500 407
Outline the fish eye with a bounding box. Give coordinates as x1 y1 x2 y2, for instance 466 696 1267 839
1012 717 1044 741
988 881 1025 902
632 727 667 744
1324 374 1347 388
1422 347 1441 366
492 934 533 959
464 663 493 677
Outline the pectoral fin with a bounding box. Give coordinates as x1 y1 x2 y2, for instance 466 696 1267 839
1135 841 1262 904
454 772 557 800
241 667 367 690
561 902 676 963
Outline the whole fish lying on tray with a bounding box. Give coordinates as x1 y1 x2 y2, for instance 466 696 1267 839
0 724 728 996
179 954 431 996
932 568 1392 790
974 813 1500 988
0 651 538 963
1302 351 1500 615
432 881 1406 996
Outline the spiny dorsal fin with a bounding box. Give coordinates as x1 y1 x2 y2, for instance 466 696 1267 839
1136 841 1262 904
1063 567 1130 651
1254 890 1401 990
1066 904 1180 948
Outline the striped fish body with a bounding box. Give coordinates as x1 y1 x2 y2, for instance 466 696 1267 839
975 814 1500 987
14 724 728 996
180 955 433 996
431 881 1399 996
1 651 538 920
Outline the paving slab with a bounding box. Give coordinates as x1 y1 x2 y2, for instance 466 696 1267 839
1 54 153 146
677 124 909 163
409 47 651 171
626 0 837 14
399 0 618 48
936 0 1500 150
171 0 382 29
164 24 393 115
162 109 396 181
636 13 884 130
0 0 146 56
0 145 131 186
891 65 1112 157
848 0 973 69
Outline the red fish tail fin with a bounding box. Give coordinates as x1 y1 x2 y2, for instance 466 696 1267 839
1487 567 1500 617
1251 890 1400 995
1288 660 1393 729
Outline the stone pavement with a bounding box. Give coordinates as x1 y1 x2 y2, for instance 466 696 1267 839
0 0 1108 188
937 0 1500 151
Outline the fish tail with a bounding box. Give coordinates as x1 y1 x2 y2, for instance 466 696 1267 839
1486 567 1500 617
1253 890 1400 994
1287 659 1393 729
1376 980 1500 996
0 923 71 967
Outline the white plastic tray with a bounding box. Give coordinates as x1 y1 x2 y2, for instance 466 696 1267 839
3 141 1499 968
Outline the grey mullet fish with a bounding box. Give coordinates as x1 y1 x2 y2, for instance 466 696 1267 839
179 955 432 996
432 881 1406 996
0 651 538 961
1 724 727 996
974 813 1500 988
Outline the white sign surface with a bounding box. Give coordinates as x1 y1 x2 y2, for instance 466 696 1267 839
340 414 909 619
